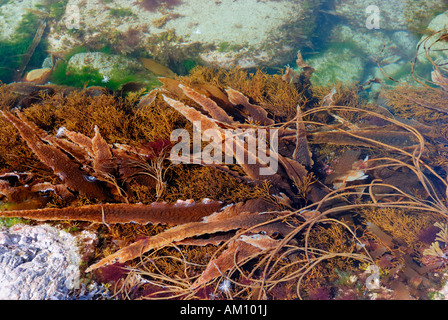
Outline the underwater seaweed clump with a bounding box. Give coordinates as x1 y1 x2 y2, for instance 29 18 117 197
182 66 302 121
3 58 448 300
381 85 448 125
361 207 436 253
165 165 270 203
21 90 132 143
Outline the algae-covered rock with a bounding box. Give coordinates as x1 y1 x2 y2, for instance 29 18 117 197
416 10 448 63
0 224 89 300
0 0 45 41
335 0 407 30
329 25 417 85
332 0 445 71
332 25 417 63
308 0 444 87
304 46 365 86
55 52 159 90
0 0 48 83
46 0 321 69
334 0 445 31
67 52 143 80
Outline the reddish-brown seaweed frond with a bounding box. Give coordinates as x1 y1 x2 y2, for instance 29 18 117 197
162 94 294 194
191 234 279 289
180 84 235 124
0 110 112 201
225 87 274 126
86 199 284 272
0 200 223 226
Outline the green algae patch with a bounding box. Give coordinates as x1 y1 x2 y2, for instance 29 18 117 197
50 52 161 91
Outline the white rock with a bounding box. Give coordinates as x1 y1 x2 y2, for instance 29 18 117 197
0 224 86 300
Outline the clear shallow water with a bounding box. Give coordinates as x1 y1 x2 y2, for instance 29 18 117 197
0 0 446 92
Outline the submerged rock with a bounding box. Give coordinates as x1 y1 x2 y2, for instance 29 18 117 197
0 224 91 300
334 0 444 31
25 68 52 84
304 46 365 86
66 52 144 80
63 52 160 90
416 10 448 63
326 0 444 85
47 0 319 69
0 0 45 41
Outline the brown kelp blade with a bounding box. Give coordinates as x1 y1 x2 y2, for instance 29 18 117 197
225 87 274 126
1 110 111 201
292 104 313 168
92 125 115 175
59 127 94 155
0 199 223 226
14 113 92 166
192 234 278 289
86 204 283 272
180 84 235 124
162 95 291 191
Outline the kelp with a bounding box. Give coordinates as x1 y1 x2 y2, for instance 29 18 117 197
191 234 279 290
225 87 274 126
162 95 295 194
179 84 235 124
1 110 111 201
115 63 448 299
0 200 223 226
86 200 288 272
309 128 419 148
180 66 302 121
